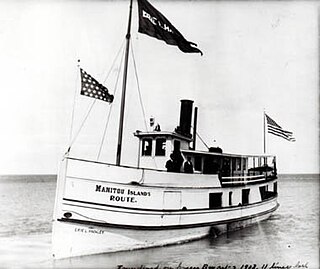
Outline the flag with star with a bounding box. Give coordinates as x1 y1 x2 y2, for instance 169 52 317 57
80 68 114 103
265 113 295 142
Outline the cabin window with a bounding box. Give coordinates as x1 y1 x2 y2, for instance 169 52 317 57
222 158 230 177
248 158 253 169
194 156 202 171
142 138 152 156
203 157 214 174
236 158 241 171
209 193 222 209
231 158 236 173
264 157 268 165
155 138 166 156
259 186 267 200
229 191 233 206
242 189 250 205
212 157 221 174
203 157 220 174
273 182 278 194
242 158 247 171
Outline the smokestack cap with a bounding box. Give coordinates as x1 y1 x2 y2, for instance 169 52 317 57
175 99 194 138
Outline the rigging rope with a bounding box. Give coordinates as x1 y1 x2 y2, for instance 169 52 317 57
97 41 126 160
103 40 126 83
67 98 97 152
130 42 149 132
130 41 158 168
68 41 126 154
121 41 159 169
196 131 210 150
190 126 209 150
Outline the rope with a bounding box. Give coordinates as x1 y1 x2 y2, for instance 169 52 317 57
130 42 157 169
196 131 210 150
97 41 126 160
103 40 125 83
67 42 125 154
130 42 149 132
190 125 209 150
67 99 97 152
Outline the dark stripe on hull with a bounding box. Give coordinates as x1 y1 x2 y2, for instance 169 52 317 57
62 195 278 214
58 202 279 230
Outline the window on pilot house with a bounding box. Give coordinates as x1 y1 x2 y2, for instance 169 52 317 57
174 140 181 151
142 138 152 156
209 193 222 209
155 138 166 156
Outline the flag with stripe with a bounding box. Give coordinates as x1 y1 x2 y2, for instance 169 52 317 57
265 113 295 142
80 68 114 103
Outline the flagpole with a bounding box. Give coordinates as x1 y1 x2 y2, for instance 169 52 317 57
263 109 266 154
67 59 81 154
116 0 133 166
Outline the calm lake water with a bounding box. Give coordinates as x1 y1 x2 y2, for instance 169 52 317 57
0 174 318 269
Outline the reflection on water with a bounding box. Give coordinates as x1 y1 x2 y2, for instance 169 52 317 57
0 174 318 268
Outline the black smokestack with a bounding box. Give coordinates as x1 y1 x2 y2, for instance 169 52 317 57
175 99 193 138
192 107 198 150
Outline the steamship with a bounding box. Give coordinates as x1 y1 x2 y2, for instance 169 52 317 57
52 0 279 259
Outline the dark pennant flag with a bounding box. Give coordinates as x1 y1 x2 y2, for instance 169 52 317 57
265 113 295 142
137 0 203 55
80 68 114 103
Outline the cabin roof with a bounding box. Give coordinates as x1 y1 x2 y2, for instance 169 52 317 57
134 131 192 142
181 149 275 159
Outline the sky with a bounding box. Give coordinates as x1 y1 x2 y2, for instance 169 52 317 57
0 0 318 174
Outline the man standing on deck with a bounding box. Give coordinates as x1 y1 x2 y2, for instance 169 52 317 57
184 157 194 173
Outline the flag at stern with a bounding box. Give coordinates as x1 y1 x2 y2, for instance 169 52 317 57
265 113 295 142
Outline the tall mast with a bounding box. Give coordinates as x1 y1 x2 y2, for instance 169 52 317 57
116 0 133 166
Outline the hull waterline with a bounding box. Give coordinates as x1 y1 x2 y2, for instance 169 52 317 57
52 197 279 259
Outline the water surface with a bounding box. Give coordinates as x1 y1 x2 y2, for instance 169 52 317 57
0 174 318 269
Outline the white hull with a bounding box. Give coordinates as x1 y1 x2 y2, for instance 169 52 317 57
52 157 279 259
52 207 276 259
52 221 210 259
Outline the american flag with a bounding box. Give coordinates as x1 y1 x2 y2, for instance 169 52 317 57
80 68 114 103
265 113 295 142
